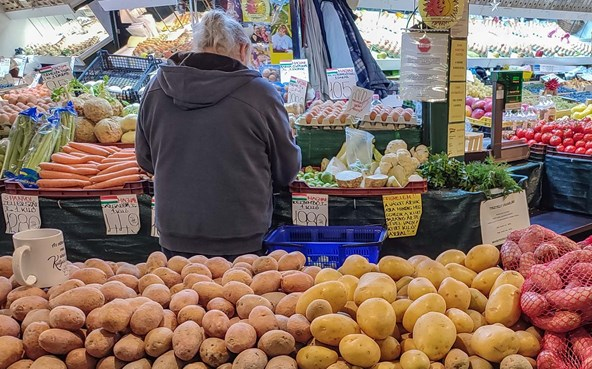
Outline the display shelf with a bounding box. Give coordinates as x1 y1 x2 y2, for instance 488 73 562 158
98 0 176 11
467 57 592 69
1 0 86 19
376 59 401 70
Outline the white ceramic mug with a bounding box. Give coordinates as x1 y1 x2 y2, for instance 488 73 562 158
12 229 69 288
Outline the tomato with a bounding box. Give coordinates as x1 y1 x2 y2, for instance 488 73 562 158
563 138 575 146
574 124 584 134
584 125 592 135
516 128 526 139
534 124 543 133
549 135 562 146
574 133 585 142
553 130 564 138
586 141 592 150
527 139 537 146
584 134 592 142
534 132 543 142
576 140 587 148
541 133 552 144
510 135 520 141
587 148 592 156
575 147 587 154
541 125 554 133
525 129 535 140
564 129 574 138
565 145 577 153
556 145 566 152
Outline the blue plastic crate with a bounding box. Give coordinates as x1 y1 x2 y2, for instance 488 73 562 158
263 226 387 268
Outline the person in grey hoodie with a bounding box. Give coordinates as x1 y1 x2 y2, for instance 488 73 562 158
136 9 301 258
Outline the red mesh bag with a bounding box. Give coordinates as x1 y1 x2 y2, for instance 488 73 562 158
521 250 592 333
502 225 581 275
538 327 592 369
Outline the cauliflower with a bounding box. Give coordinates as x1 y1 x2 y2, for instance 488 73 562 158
385 139 407 154
110 99 124 117
398 155 420 176
396 149 411 158
83 98 114 123
121 131 135 144
94 117 123 143
411 145 430 163
75 118 98 143
377 153 398 175
390 165 409 187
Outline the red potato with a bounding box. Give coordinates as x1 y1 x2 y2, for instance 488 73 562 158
542 331 568 353
518 227 545 253
534 243 560 264
537 350 570 369
518 252 537 277
500 240 522 270
569 327 592 361
570 263 592 285
532 311 582 333
520 291 549 318
527 264 563 292
545 287 592 312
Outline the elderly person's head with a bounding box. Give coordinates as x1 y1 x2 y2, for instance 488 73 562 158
193 9 250 65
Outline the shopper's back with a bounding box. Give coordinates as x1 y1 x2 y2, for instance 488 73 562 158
136 10 301 257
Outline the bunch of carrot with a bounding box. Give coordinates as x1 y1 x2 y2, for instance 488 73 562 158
37 142 147 190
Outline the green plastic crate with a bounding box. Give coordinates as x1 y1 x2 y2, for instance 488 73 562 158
296 127 423 166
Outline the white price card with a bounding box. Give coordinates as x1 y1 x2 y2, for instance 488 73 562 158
39 62 73 91
280 59 309 83
326 68 357 100
100 195 141 235
287 77 308 107
2 194 41 234
292 193 329 226
480 191 530 246
344 86 374 118
151 197 159 238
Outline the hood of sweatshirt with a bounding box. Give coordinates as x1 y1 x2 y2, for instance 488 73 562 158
156 52 261 110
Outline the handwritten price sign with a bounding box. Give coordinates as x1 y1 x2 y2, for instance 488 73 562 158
287 77 308 107
326 68 357 100
344 86 374 118
151 197 159 238
292 193 329 226
39 62 73 91
2 194 41 234
100 195 141 235
383 193 422 238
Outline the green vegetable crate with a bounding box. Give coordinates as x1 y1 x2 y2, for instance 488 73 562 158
296 126 423 167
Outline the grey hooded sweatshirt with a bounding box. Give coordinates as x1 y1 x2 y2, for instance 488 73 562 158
136 52 301 256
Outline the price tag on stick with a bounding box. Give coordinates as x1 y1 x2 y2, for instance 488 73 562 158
287 77 308 107
292 193 329 226
2 194 41 234
326 68 357 100
151 197 159 238
344 86 374 118
100 195 141 235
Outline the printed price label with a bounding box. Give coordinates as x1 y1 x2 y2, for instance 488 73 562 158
280 59 309 83
287 77 308 107
292 193 329 226
344 86 374 118
480 191 530 246
100 195 141 235
39 62 73 91
2 194 41 234
151 197 159 238
383 194 422 238
326 68 357 100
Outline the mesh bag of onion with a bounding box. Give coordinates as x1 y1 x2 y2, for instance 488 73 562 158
538 328 592 369
521 249 592 333
501 225 584 274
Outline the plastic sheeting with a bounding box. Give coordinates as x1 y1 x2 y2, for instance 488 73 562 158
544 155 592 215
0 194 160 263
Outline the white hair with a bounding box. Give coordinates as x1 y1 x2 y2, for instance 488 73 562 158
193 9 250 61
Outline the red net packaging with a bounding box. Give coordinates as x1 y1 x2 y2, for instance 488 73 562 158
501 225 581 275
521 249 592 333
538 327 592 369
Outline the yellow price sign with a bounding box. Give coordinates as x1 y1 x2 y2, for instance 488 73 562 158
382 194 423 238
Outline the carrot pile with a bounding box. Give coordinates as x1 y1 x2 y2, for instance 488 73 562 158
37 142 147 190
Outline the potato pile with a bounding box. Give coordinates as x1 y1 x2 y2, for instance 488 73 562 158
0 250 317 369
0 243 542 369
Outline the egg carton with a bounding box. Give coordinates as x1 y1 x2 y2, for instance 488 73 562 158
294 114 358 129
361 113 418 125
0 0 23 11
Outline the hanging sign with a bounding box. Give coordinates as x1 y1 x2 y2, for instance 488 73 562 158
400 32 449 102
2 194 41 234
280 59 309 83
100 195 141 235
292 193 329 226
39 63 73 91
480 191 530 246
419 0 465 30
343 86 374 118
326 68 357 100
151 197 159 238
383 194 422 238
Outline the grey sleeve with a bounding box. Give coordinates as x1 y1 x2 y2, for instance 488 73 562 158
264 94 301 187
135 102 154 175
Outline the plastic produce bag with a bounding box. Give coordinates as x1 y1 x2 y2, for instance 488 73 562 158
538 328 592 369
21 112 62 172
53 101 77 153
1 107 40 177
345 127 374 172
521 248 592 333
